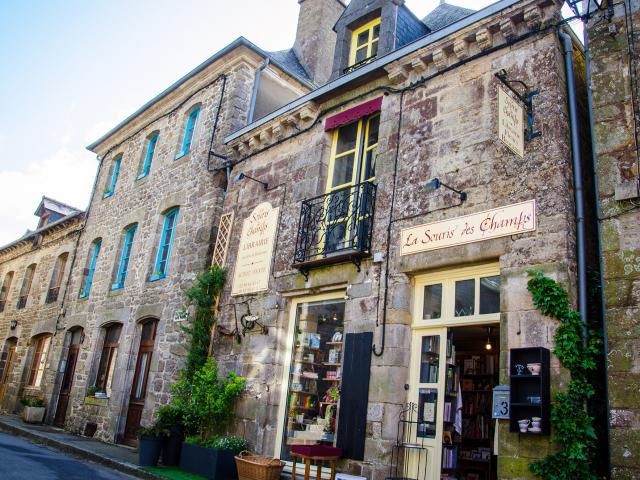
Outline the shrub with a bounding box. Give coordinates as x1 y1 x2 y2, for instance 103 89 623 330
186 434 250 453
156 404 183 431
20 397 45 407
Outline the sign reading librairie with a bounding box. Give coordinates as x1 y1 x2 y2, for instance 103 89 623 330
400 200 536 256
498 86 525 158
231 202 279 296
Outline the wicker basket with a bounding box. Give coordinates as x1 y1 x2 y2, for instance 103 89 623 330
235 451 285 480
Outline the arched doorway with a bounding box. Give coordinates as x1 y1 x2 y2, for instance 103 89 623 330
0 337 18 405
53 328 83 427
123 318 158 445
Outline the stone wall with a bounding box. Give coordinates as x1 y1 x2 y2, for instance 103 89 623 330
589 3 640 478
0 215 83 415
219 18 581 480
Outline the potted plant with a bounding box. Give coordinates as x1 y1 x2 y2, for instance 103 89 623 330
173 357 246 479
157 405 184 466
21 397 46 424
138 424 165 467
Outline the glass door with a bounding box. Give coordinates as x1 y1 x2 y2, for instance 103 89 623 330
406 327 449 480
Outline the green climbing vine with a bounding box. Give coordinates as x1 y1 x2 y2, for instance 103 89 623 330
526 270 603 480
182 266 225 379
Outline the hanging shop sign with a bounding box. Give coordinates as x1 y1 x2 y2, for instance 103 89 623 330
400 200 536 256
231 202 280 296
498 85 525 158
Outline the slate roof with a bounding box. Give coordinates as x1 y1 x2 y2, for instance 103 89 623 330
35 196 83 218
422 1 476 32
266 49 311 83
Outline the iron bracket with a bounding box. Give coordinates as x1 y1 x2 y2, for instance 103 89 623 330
495 69 542 141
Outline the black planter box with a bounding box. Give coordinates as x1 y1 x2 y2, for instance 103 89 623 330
139 435 163 467
180 442 238 479
161 428 183 466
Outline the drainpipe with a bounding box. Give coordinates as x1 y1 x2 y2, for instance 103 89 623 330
247 59 270 124
583 19 612 479
559 29 588 341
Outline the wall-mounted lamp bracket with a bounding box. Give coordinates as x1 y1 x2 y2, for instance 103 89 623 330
495 69 542 141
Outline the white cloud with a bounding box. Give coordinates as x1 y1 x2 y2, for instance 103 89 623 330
0 147 96 246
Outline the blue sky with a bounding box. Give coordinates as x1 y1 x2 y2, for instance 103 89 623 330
0 0 577 245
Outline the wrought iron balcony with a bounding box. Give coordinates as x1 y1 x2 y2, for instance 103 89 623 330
46 287 60 304
293 182 377 277
16 296 27 310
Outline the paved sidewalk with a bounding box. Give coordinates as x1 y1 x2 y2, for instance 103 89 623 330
0 414 160 479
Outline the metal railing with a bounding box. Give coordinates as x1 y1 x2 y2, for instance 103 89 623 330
343 55 378 75
16 296 27 310
46 287 60 304
293 182 377 268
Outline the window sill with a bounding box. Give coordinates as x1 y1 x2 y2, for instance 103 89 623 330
78 294 90 301
108 286 125 296
136 173 149 182
149 273 167 283
103 192 113 199
174 151 190 161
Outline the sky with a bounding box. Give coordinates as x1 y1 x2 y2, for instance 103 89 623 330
0 0 579 246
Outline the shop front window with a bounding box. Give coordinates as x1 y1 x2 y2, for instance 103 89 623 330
281 298 345 461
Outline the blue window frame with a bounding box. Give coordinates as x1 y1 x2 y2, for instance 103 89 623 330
177 107 200 158
80 240 101 298
138 133 158 179
150 208 179 281
103 156 121 198
112 225 137 290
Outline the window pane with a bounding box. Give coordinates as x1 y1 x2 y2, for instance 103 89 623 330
455 279 475 317
331 153 355 187
325 222 347 254
372 24 380 40
336 123 358 154
281 299 345 462
141 321 156 341
480 276 501 314
370 40 379 58
367 115 379 146
135 352 148 399
106 324 122 344
355 46 368 63
105 347 118 395
417 388 438 438
423 284 442 320
356 30 369 47
363 149 376 180
419 335 440 383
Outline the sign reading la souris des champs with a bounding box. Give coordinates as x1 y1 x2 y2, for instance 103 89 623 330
400 200 536 256
231 202 280 296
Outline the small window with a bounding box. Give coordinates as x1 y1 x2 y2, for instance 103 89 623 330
138 133 159 179
17 264 36 310
103 155 122 199
349 18 381 67
112 225 137 290
28 335 52 387
150 208 179 281
177 106 200 159
46 253 68 304
95 324 122 396
79 239 101 299
0 271 14 313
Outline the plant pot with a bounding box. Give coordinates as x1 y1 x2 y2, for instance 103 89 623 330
22 406 45 424
180 442 238 479
161 427 184 466
139 435 164 467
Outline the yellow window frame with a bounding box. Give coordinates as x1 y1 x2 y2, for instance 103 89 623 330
349 18 381 67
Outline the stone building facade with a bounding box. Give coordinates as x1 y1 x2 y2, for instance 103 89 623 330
588 1 640 478
211 1 601 479
0 198 83 416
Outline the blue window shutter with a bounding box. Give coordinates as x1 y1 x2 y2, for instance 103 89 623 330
105 157 121 197
141 134 158 177
81 240 101 297
113 225 137 289
181 108 199 155
152 208 179 279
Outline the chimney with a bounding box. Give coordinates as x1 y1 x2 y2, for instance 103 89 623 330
293 0 345 85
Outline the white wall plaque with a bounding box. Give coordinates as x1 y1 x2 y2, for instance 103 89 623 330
231 202 280 296
400 200 536 256
498 86 525 158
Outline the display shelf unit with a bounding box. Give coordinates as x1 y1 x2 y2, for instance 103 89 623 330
509 347 551 435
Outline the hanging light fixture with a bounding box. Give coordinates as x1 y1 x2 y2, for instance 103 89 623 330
485 326 493 351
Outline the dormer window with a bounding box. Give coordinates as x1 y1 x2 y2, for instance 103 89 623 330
349 18 381 68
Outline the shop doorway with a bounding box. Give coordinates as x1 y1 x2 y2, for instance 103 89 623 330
0 338 17 405
401 263 501 480
123 319 157 446
54 328 83 427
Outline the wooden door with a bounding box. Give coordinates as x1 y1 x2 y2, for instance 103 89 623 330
53 344 80 427
123 320 157 446
0 340 17 405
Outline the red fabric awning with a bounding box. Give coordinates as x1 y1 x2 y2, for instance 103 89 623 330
324 96 383 131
